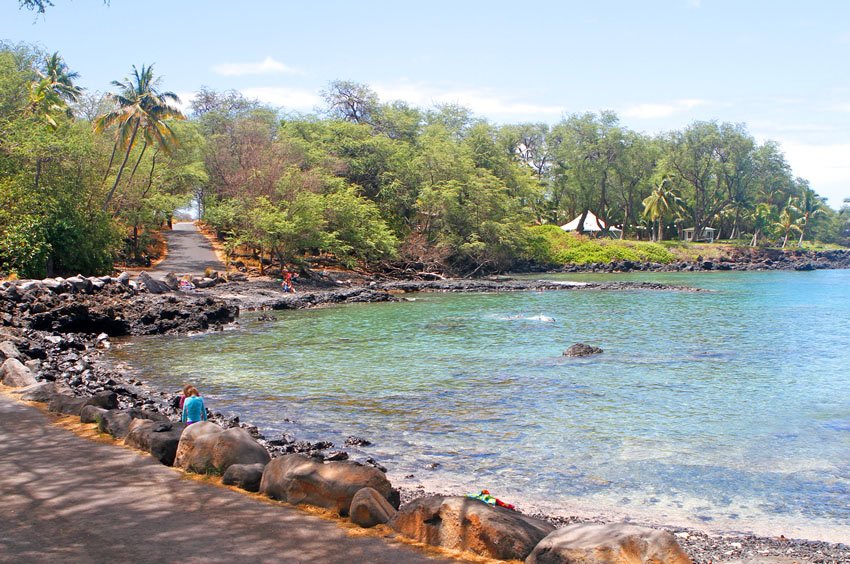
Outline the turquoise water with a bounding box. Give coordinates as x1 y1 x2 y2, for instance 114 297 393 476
111 271 850 542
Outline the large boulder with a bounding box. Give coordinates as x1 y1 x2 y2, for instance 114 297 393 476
222 463 267 492
212 427 271 471
0 341 22 361
97 408 168 439
260 454 394 516
562 343 603 357
48 394 88 416
389 496 555 561
174 423 269 475
137 272 170 294
80 405 109 424
163 273 180 290
1 358 36 387
125 419 188 466
53 391 118 417
65 275 93 293
525 523 691 564
350 486 397 528
14 381 55 402
174 422 223 473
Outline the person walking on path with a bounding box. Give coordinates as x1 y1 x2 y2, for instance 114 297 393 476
180 386 207 424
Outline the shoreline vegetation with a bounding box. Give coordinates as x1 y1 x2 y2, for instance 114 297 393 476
3 42 850 285
1 269 849 563
2 34 849 562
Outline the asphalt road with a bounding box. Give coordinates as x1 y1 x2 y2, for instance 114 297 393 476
0 393 451 563
147 222 224 278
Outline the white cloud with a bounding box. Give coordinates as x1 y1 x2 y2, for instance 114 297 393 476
240 86 320 110
621 99 706 119
688 0 702 7
779 141 850 207
171 91 196 115
212 57 298 77
372 81 563 119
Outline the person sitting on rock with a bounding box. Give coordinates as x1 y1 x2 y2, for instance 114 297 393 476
178 384 193 416
180 386 207 425
281 270 296 293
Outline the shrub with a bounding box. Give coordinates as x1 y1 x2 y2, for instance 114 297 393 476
525 225 676 265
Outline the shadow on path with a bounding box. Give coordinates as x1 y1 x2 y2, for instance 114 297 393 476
0 395 451 563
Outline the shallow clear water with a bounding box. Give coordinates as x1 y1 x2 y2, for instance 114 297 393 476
111 270 850 542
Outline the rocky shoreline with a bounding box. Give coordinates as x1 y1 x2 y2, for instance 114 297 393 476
549 247 850 274
1 272 849 562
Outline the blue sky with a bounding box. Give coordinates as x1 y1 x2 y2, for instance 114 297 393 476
3 0 850 207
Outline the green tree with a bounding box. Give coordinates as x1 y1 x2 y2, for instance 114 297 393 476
94 64 184 211
749 202 775 247
642 176 683 241
662 121 727 241
549 111 626 231
774 206 801 249
788 181 825 246
27 51 82 128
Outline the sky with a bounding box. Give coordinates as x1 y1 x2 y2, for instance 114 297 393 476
3 0 850 207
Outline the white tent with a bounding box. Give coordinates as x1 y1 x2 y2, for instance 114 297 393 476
560 211 622 233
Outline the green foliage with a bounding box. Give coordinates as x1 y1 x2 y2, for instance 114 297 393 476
324 187 398 266
526 225 675 265
0 43 844 281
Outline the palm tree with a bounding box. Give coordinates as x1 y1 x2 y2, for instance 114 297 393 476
749 203 774 247
788 186 825 247
94 64 184 211
773 207 801 249
641 176 683 241
28 52 83 128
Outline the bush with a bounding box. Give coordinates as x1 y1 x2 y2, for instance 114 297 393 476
525 225 675 265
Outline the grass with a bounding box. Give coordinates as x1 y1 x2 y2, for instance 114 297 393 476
527 226 848 266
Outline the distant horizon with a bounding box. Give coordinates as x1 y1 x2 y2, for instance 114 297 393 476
4 0 849 207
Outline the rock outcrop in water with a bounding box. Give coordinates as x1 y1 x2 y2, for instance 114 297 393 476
3 271 847 562
562 343 604 357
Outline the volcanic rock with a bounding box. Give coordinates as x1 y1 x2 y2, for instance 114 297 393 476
260 454 394 516
174 423 269 475
350 486 397 528
526 523 691 564
1 358 36 387
562 343 604 357
125 419 187 466
0 341 22 360
389 495 554 560
222 463 267 492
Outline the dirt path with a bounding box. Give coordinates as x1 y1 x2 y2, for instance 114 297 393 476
147 222 224 278
0 394 453 563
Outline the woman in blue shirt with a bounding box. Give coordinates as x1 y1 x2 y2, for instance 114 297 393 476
180 386 207 424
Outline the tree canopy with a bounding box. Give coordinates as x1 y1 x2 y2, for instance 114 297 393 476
0 45 845 279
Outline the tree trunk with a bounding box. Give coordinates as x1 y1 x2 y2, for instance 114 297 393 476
782 232 789 248
657 219 664 242
127 141 148 185
576 210 588 236
102 119 140 211
102 141 119 183
259 244 264 275
132 224 140 260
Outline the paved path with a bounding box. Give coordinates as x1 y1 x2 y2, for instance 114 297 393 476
0 394 451 563
148 222 224 278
